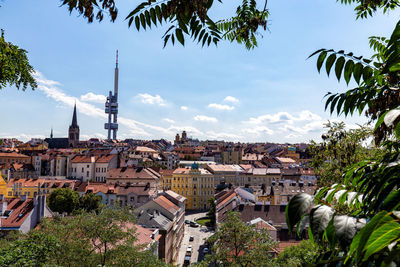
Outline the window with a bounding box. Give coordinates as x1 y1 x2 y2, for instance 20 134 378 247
7 192 11 196
87 165 89 168
86 171 89 177
82 167 84 172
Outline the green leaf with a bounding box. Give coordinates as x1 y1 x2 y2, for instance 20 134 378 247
145 10 151 27
309 205 334 241
381 189 400 211
163 34 170 48
308 49 326 59
285 193 314 232
334 215 365 247
344 60 354 85
150 8 157 25
335 56 345 81
395 121 400 139
325 54 336 76
135 16 140 31
175 29 184 46
353 63 363 84
324 218 337 249
348 211 394 263
317 51 328 73
140 13 146 30
374 110 390 131
363 221 400 260
362 67 372 81
296 214 309 238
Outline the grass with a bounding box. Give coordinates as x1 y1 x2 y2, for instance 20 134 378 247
196 217 211 226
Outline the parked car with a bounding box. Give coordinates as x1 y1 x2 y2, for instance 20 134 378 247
203 247 209 254
190 221 199 227
185 219 190 224
183 256 191 266
189 236 194 241
186 246 192 256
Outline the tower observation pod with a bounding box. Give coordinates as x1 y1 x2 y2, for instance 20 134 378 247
105 50 119 140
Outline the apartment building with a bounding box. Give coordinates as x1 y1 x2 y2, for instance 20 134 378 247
135 192 186 263
171 165 214 210
70 154 118 182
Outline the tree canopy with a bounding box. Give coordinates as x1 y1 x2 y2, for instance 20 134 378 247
285 4 400 265
48 188 103 214
0 208 168 266
308 121 379 186
48 188 80 214
201 212 277 267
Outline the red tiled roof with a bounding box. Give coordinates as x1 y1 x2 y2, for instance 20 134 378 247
96 154 116 163
0 152 29 158
159 169 175 176
1 198 34 228
134 224 153 247
216 190 237 210
71 155 93 163
277 241 301 253
107 167 160 180
154 195 179 214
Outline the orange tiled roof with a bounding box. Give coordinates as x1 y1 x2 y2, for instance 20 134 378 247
1 198 34 228
159 169 175 176
154 195 179 214
0 152 29 158
134 224 154 247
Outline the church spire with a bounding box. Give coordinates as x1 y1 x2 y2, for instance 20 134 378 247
71 102 78 128
50 127 53 139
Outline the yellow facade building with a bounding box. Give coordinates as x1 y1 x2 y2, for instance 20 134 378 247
4 178 79 198
171 166 214 210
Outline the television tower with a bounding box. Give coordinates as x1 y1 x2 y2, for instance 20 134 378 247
104 50 119 140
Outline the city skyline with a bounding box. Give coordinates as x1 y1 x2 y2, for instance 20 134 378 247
1 1 398 142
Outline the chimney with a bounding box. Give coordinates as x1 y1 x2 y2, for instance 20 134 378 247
0 198 7 215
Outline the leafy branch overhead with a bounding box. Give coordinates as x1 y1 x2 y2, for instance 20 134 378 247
310 20 400 143
339 0 400 18
0 30 37 90
62 0 269 49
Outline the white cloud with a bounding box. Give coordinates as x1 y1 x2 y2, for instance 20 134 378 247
163 118 175 124
166 126 204 137
224 96 239 103
242 126 274 136
194 115 218 123
244 110 322 125
208 103 235 111
205 131 242 140
80 92 106 103
181 106 188 111
136 93 167 106
0 133 45 141
241 110 326 141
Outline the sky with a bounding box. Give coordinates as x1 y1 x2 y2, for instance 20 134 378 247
0 0 399 143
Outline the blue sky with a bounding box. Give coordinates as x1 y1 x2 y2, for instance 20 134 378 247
0 0 399 143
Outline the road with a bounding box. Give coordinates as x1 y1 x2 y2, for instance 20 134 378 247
176 212 214 266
